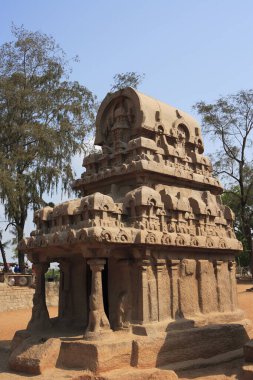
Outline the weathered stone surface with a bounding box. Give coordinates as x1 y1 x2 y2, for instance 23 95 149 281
58 338 133 373
10 330 31 353
10 88 247 376
244 340 253 361
20 88 242 255
9 337 61 374
0 282 58 312
134 322 249 368
0 286 34 312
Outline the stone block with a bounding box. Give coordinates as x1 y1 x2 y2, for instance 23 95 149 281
10 330 31 353
9 337 61 374
134 322 250 368
244 340 253 362
58 337 133 373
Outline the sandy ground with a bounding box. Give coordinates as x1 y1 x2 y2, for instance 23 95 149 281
1 282 253 379
0 306 58 342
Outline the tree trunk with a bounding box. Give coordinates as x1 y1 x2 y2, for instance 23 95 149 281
240 207 253 275
18 250 25 273
17 227 25 273
0 240 8 272
245 224 253 277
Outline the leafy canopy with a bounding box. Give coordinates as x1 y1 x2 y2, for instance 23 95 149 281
194 90 253 266
0 25 96 270
0 25 146 270
110 72 145 92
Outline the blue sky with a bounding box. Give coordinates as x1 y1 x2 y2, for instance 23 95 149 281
2 0 253 110
1 0 253 259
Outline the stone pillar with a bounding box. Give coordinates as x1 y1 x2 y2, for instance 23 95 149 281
213 260 223 312
156 259 168 321
137 259 150 324
197 260 219 314
198 260 209 313
178 259 199 317
27 262 51 331
228 260 238 311
85 259 111 339
58 260 72 320
168 259 180 319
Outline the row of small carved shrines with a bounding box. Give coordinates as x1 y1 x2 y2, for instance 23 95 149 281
83 133 209 170
83 151 212 177
33 219 236 239
19 226 242 251
34 210 233 233
76 159 221 189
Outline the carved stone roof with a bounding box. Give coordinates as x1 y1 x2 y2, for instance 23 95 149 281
20 88 242 256
95 87 202 149
73 88 221 195
124 186 163 208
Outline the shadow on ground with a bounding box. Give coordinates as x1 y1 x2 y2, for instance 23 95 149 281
176 358 245 379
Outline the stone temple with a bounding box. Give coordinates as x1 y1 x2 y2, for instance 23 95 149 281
10 88 250 378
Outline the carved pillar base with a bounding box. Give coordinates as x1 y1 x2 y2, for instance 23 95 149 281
84 259 112 340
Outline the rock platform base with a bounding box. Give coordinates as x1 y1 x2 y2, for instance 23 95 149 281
9 319 251 378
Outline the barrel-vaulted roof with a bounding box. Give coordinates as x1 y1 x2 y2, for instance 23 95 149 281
95 87 203 148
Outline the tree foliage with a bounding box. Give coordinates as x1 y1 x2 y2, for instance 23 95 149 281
0 230 10 272
194 90 253 268
0 25 146 270
222 186 252 266
0 25 96 269
110 71 145 92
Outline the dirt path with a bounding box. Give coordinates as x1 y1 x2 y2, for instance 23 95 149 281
236 281 253 320
0 282 253 379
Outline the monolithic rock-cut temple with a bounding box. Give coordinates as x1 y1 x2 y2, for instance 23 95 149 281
10 88 250 378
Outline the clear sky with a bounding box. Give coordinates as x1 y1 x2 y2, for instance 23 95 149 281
1 0 253 260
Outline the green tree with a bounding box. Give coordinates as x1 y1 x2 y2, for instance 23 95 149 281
222 186 252 266
0 25 96 271
0 229 11 272
110 72 145 92
194 90 253 271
